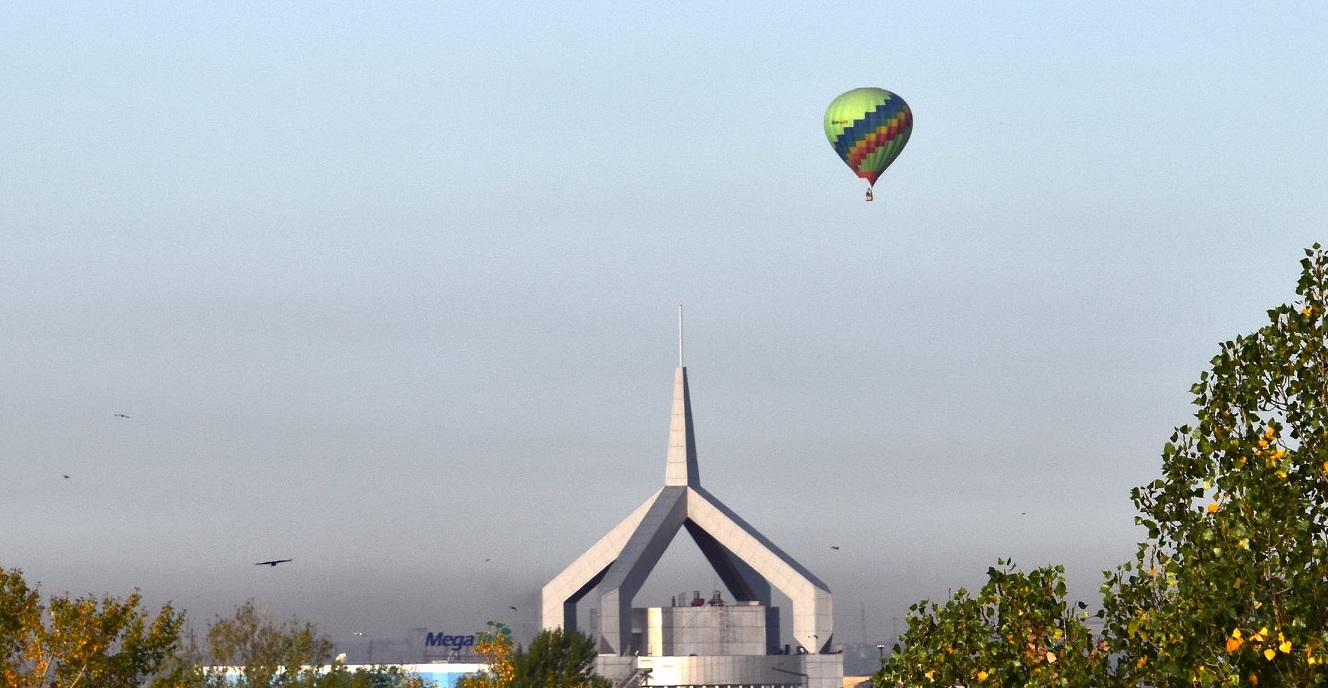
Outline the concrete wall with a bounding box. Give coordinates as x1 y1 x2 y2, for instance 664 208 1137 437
596 654 842 688
645 603 769 657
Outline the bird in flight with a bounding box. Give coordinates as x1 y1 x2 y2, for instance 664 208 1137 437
114 413 131 419
62 474 70 479
255 559 292 567
830 545 840 550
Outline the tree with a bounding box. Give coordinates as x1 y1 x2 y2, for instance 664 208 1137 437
0 564 187 688
199 599 333 687
454 622 515 688
1100 244 1328 686
875 560 1109 687
309 664 434 688
511 628 608 688
457 623 607 688
195 600 433 688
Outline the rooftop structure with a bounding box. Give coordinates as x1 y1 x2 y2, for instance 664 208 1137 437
542 324 839 688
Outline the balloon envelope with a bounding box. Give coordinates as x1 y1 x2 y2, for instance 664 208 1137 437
824 87 912 186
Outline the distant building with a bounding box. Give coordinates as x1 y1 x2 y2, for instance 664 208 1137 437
542 354 843 688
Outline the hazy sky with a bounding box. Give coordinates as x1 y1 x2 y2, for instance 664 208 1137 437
3 0 1327 657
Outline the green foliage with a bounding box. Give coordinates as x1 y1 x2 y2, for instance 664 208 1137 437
876 560 1109 687
200 599 333 686
1100 244 1328 686
305 664 433 688
195 600 433 688
458 623 607 688
0 563 186 688
511 628 608 688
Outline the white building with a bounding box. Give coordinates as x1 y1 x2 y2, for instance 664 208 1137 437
542 353 842 688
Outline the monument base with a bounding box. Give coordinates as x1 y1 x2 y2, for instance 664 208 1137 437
596 653 843 688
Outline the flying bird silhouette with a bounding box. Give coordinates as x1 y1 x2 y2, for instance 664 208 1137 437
113 413 131 418
830 545 840 550
255 559 292 567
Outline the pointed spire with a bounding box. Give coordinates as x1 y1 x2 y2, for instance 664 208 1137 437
664 366 699 487
666 306 698 486
678 304 685 368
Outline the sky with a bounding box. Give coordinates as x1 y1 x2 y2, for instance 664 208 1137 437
3 0 1327 662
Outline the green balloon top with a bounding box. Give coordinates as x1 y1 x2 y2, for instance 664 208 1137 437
824 87 912 186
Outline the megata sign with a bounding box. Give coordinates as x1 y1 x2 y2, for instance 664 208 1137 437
424 632 477 651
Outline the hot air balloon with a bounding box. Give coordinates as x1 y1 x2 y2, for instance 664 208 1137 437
824 87 912 201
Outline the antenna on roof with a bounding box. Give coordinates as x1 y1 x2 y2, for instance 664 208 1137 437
677 304 684 367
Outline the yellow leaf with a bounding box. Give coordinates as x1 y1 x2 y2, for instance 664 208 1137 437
1227 637 1244 652
1264 648 1277 661
1231 628 1243 639
1280 641 1292 653
1046 651 1057 663
977 670 989 682
1207 502 1220 513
